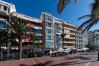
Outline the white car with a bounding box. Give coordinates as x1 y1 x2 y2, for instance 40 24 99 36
49 49 58 56
77 48 89 52
64 48 71 54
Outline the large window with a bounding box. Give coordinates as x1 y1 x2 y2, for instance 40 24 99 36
46 22 52 27
46 16 52 21
47 42 52 47
33 22 41 27
32 29 41 34
0 21 7 29
46 35 52 40
70 30 75 33
4 6 7 11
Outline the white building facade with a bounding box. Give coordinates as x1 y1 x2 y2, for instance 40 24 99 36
75 30 88 49
0 0 16 14
40 12 63 48
88 30 99 45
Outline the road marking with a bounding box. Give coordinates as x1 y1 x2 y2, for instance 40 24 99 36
32 59 37 64
85 62 91 66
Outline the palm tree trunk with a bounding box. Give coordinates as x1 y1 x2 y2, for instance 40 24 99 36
19 38 23 59
7 42 10 60
0 44 2 61
98 49 99 61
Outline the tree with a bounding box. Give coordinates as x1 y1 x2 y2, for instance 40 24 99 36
57 0 78 14
29 33 36 48
8 14 32 59
78 13 99 33
57 0 99 15
0 30 7 60
78 0 99 32
57 0 99 32
61 32 66 48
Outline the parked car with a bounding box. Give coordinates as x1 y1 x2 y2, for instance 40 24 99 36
63 48 71 54
57 48 64 56
42 48 51 56
49 49 58 56
77 47 88 52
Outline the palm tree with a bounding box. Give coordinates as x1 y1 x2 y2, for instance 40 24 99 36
0 30 7 61
57 0 99 15
91 0 99 16
78 13 99 33
8 14 32 59
77 0 99 61
57 0 99 61
61 33 66 48
77 0 99 32
61 23 66 48
57 0 78 14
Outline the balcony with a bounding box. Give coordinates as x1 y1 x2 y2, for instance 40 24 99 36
69 33 75 35
34 40 42 43
27 23 34 28
63 41 75 44
64 37 75 39
34 26 42 29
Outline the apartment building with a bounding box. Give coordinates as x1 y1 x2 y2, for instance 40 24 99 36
75 30 88 49
0 0 16 29
63 22 77 48
40 12 62 48
0 0 43 51
88 30 99 45
11 12 43 47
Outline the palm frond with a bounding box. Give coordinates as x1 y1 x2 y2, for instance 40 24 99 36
57 0 78 14
78 15 90 20
57 0 68 14
77 19 92 30
82 19 99 33
8 14 33 38
91 0 99 15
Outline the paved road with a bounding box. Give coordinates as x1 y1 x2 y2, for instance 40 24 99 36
0 52 98 66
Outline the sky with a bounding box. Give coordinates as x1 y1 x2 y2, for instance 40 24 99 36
5 0 99 30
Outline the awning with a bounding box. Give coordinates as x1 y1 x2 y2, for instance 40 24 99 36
22 38 32 42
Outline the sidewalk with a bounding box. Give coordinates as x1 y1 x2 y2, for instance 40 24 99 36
90 61 99 66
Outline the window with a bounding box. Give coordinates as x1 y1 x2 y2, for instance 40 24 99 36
32 29 41 34
0 5 1 9
47 42 52 47
33 22 41 26
70 30 75 33
0 21 7 28
47 16 52 21
8 8 10 13
4 6 7 11
46 22 52 27
46 35 52 40
47 29 52 34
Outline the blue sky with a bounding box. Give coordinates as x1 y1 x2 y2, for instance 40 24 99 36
5 0 99 30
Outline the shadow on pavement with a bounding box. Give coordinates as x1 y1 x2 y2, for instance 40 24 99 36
64 55 93 60
64 56 79 60
19 61 53 66
51 61 89 66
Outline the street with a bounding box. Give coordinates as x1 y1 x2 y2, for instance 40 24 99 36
0 51 98 66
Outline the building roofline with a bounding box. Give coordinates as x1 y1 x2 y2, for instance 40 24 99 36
12 12 42 23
